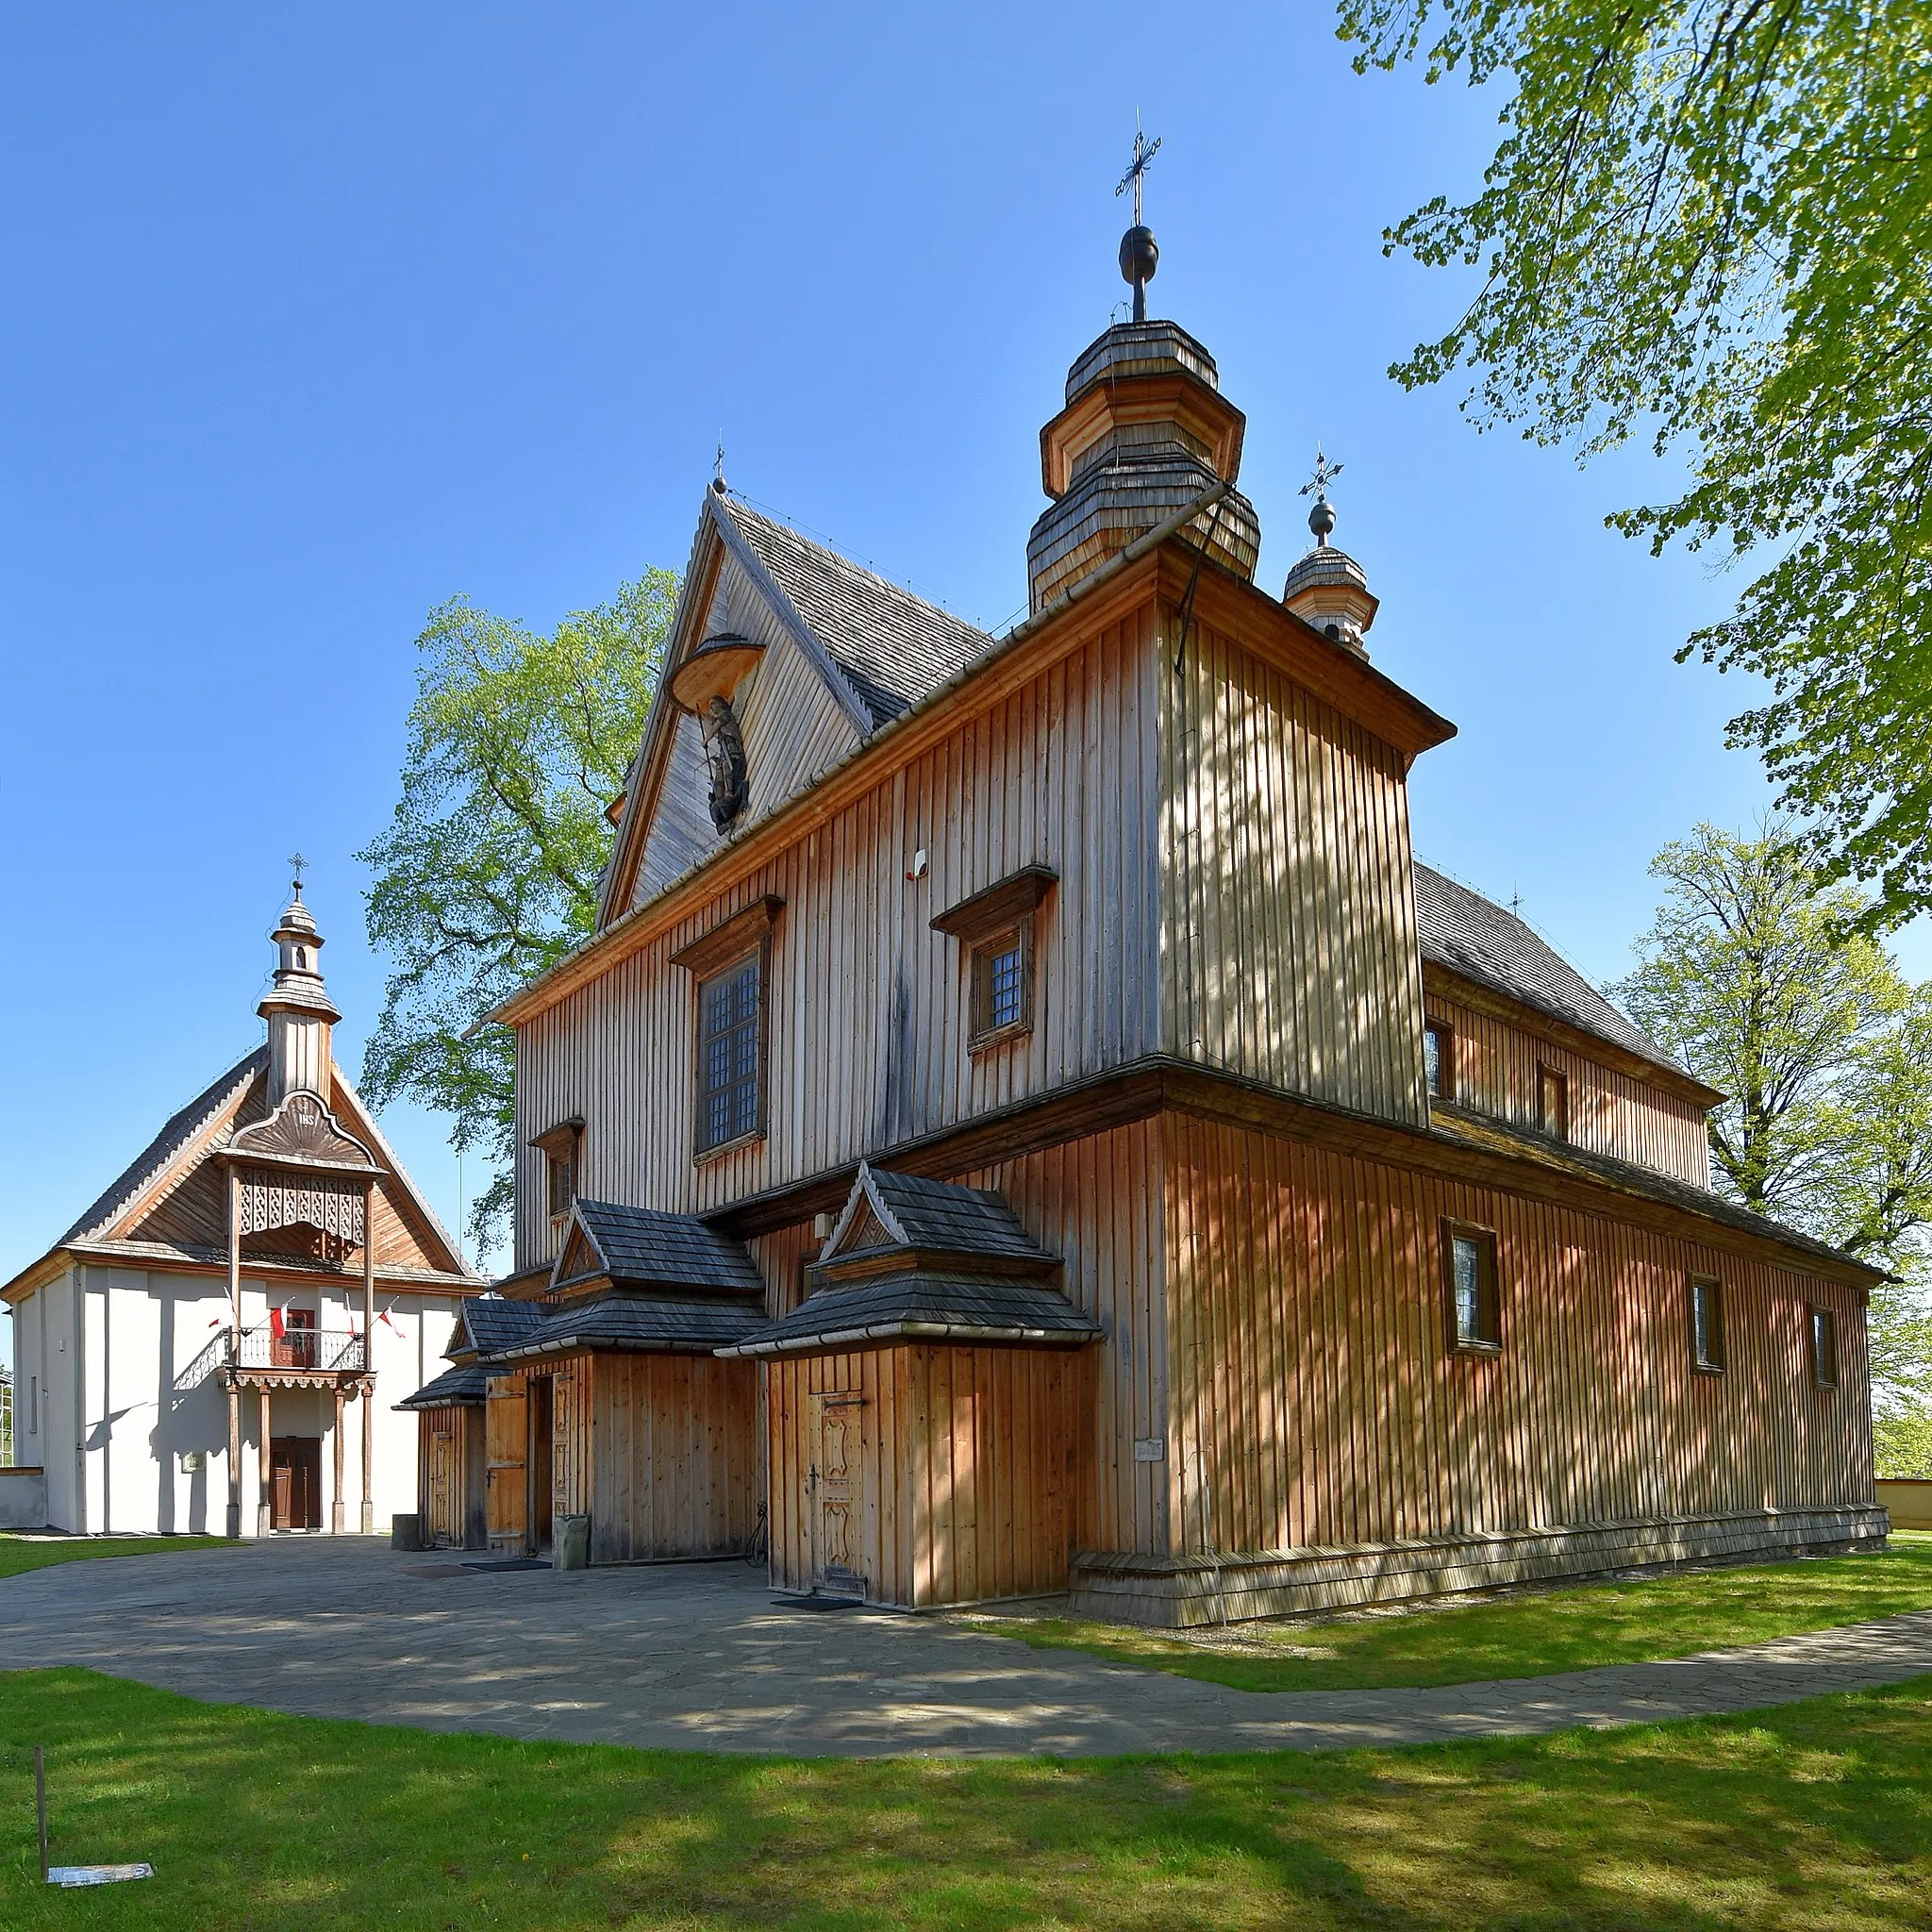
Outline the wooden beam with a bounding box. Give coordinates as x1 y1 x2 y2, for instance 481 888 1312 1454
257 1388 272 1540
332 1386 346 1536
226 1166 242 1540
361 1181 375 1536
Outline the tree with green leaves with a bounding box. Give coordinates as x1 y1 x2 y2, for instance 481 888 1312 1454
358 573 676 1251
1611 822 1932 1473
1341 0 1932 928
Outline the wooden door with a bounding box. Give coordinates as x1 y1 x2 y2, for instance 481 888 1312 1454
273 1308 317 1370
528 1376 555 1555
486 1375 527 1549
424 1411 458 1545
270 1438 322 1530
807 1392 867 1597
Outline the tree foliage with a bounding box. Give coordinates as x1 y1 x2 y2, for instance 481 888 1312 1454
1610 821 1932 1472
357 574 675 1250
1341 0 1932 926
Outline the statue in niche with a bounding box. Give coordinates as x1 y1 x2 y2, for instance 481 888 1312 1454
703 695 749 830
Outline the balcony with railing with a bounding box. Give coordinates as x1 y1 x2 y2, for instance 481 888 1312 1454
224 1324 369 1382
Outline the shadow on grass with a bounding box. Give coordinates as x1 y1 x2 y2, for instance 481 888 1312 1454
0 1667 1928 1927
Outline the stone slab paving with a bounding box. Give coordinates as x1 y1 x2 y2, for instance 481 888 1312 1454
3 1537 1929 1758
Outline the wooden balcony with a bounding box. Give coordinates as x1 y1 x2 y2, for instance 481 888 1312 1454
222 1324 369 1391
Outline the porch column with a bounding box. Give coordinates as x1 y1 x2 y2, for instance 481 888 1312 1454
256 1387 273 1539
331 1386 346 1535
360 1180 375 1535
225 1165 242 1539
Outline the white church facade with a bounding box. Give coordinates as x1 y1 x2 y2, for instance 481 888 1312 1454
2 885 482 1536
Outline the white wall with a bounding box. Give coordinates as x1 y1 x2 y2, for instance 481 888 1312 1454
22 1264 460 1537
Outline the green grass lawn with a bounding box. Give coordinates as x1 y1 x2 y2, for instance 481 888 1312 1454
0 1667 1927 1927
0 1535 235 1582
981 1532 1932 1694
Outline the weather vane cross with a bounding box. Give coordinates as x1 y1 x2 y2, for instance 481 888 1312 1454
1115 123 1161 226
288 852 307 892
1300 445 1344 502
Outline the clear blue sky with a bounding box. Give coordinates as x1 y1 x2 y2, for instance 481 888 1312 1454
4 5 1921 1317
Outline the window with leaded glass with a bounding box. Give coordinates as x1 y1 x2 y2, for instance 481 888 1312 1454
969 924 1032 1047
1690 1276 1724 1372
1443 1221 1500 1351
1809 1306 1839 1389
696 950 764 1155
1424 1021 1452 1100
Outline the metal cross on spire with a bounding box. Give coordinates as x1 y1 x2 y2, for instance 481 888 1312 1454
1299 446 1343 544
1115 122 1162 226
288 852 308 893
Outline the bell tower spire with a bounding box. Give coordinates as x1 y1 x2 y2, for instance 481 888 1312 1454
258 858 341 1105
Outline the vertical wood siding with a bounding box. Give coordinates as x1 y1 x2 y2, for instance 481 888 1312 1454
515 606 1166 1271
765 1342 1088 1607
588 1354 758 1561
485 1373 526 1547
1165 1112 1874 1558
1160 611 1427 1125
1426 989 1712 1187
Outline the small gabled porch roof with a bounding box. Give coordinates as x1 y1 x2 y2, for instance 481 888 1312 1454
395 1362 494 1410
550 1197 766 1301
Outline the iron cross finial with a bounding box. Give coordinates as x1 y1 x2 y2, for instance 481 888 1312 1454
713 438 726 494
1299 445 1344 502
1115 120 1162 227
288 852 308 894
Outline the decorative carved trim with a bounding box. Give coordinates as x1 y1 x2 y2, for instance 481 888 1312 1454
238 1169 366 1244
930 865 1058 942
225 1091 379 1174
670 895 785 978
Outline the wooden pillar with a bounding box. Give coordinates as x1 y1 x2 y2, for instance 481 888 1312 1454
225 1165 242 1540
257 1387 273 1539
331 1386 346 1536
361 1180 375 1535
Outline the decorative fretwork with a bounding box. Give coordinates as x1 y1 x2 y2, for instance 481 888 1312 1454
238 1168 366 1245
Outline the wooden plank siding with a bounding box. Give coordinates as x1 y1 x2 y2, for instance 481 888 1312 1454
766 1342 1089 1607
589 1354 758 1562
1159 606 1427 1129
1425 986 1712 1188
1163 1110 1874 1560
514 603 1167 1274
485 1372 526 1551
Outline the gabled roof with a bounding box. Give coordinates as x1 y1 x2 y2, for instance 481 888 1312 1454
395 1362 494 1409
503 1291 766 1360
554 1197 765 1299
716 1271 1100 1357
821 1163 1050 1265
445 1295 546 1362
1415 865 1696 1084
717 498 992 728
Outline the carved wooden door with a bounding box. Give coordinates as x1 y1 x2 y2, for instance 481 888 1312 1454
808 1391 866 1597
485 1376 527 1550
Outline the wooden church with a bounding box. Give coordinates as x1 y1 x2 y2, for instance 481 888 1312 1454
428 204 1885 1621
3 885 481 1538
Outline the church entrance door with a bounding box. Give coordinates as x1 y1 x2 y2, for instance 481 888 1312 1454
807 1391 867 1598
528 1376 555 1555
269 1438 322 1530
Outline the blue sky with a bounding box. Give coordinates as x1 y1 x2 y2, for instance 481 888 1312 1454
4 5 1920 1318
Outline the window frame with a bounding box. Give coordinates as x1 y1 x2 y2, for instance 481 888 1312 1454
691 940 771 1160
530 1118 584 1227
1441 1219 1502 1355
1424 1019 1455 1102
1689 1274 1725 1374
968 921 1034 1049
1809 1305 1840 1390
1538 1062 1570 1141
930 864 1057 1058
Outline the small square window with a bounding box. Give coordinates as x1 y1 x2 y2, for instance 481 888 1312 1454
533 1121 582 1223
1424 1022 1453 1100
1809 1306 1840 1389
1539 1065 1569 1141
1690 1276 1724 1373
969 924 1032 1047
696 949 766 1155
1443 1222 1500 1351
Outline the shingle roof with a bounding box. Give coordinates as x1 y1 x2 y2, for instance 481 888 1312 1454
563 1199 765 1297
718 1272 1101 1357
1414 865 1686 1076
59 1047 267 1243
449 1296 546 1362
504 1291 767 1360
858 1168 1049 1260
395 1362 494 1409
720 498 992 727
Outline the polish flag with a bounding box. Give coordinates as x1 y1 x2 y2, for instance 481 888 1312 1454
269 1307 286 1341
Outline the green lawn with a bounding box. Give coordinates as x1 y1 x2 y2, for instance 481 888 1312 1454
0 1535 235 1582
982 1533 1932 1694
1 1667 1928 1927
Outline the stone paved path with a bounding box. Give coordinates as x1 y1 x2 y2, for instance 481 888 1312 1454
3 1538 1928 1757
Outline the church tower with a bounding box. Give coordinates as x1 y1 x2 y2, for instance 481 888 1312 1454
1025 137 1260 611
258 874 340 1105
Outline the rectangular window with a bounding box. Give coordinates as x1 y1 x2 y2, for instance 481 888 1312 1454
1443 1222 1500 1351
969 924 1033 1047
1810 1307 1840 1389
546 1140 575 1220
1690 1276 1725 1373
1539 1065 1569 1141
696 950 765 1155
1424 1021 1453 1100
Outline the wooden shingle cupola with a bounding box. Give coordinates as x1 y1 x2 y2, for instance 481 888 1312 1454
1281 455 1379 656
1027 321 1260 611
258 876 341 1105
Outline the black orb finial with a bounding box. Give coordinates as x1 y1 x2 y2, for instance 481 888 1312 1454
1114 125 1162 325
1299 445 1344 546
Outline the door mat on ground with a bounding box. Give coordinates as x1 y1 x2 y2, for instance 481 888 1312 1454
461 1557 553 1572
771 1591 869 1611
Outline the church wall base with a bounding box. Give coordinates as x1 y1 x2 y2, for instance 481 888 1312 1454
1068 1506 1890 1628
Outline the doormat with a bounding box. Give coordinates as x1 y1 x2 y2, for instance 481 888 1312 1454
770 1591 868 1611
461 1557 553 1572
